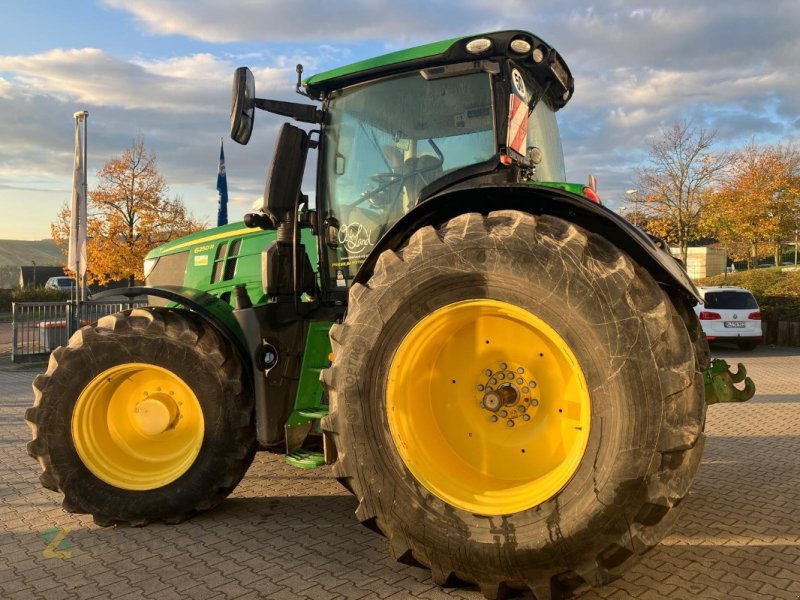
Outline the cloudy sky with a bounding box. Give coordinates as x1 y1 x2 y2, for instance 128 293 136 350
1 1 798 240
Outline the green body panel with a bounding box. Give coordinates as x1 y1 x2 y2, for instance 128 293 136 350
285 321 333 427
183 229 273 305
532 181 586 196
145 221 319 309
305 36 461 88
148 221 259 258
143 221 321 366
181 285 250 352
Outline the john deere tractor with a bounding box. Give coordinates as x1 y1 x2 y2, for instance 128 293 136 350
27 31 754 598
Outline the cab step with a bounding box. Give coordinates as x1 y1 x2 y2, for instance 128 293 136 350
296 406 330 419
285 449 326 470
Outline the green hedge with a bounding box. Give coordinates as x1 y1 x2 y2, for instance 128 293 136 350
696 267 800 322
0 288 70 312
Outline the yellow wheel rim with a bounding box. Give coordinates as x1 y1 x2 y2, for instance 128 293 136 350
387 299 591 515
72 363 204 490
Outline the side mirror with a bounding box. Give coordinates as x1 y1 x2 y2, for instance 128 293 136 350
230 67 255 145
262 123 309 225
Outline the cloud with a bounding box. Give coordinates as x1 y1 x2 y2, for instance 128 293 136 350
0 49 294 114
101 0 800 74
100 0 517 43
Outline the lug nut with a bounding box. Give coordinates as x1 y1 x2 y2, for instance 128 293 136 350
500 410 508 418
531 399 539 406
477 384 484 391
490 415 498 422
517 378 524 385
485 369 493 377
500 362 508 370
507 420 515 427
517 367 524 374
497 373 505 380
522 414 530 421
522 387 529 394
529 381 537 388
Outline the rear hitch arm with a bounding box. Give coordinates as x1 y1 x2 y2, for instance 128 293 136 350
703 358 756 405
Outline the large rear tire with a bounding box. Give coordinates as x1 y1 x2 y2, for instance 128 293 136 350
322 211 706 599
26 307 256 526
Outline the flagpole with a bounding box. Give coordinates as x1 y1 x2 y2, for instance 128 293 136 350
70 110 88 330
81 112 88 303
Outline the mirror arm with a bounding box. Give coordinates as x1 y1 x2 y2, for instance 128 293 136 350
254 98 323 124
295 63 312 98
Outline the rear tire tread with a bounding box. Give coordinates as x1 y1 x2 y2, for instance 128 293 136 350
321 212 706 598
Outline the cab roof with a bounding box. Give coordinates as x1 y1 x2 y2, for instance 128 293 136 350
304 30 574 110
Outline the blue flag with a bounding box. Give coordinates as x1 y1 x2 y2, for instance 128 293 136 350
216 138 228 227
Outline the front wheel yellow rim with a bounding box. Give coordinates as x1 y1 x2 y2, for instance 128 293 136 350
387 299 591 515
72 363 204 490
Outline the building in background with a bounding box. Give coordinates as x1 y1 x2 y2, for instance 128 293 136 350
671 246 728 280
0 239 65 288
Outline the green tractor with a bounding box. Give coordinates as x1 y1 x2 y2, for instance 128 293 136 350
27 31 753 598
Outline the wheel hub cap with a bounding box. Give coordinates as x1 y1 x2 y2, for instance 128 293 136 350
478 361 538 426
133 396 178 435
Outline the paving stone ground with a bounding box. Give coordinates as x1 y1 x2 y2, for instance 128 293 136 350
0 345 798 599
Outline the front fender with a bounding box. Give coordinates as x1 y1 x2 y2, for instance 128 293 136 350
92 285 251 376
353 183 700 302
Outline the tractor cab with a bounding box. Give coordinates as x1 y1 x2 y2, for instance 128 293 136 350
316 56 569 291
231 31 576 299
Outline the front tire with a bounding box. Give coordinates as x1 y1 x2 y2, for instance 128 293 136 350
26 307 256 525
322 212 706 598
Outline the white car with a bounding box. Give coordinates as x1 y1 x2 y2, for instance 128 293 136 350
44 276 91 298
44 276 76 292
694 286 762 350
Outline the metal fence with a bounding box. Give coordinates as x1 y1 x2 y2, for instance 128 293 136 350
11 300 147 363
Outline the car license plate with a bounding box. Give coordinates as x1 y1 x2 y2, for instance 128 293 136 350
724 321 745 328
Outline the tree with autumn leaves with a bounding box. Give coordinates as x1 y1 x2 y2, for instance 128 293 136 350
53 138 204 286
703 142 800 268
630 121 728 265
629 122 800 268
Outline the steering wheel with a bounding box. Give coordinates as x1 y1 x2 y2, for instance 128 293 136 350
356 139 445 209
351 172 404 209
370 172 402 186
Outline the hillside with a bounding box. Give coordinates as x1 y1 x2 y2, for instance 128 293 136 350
0 239 64 267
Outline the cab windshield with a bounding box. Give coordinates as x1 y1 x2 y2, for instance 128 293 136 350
321 70 495 285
